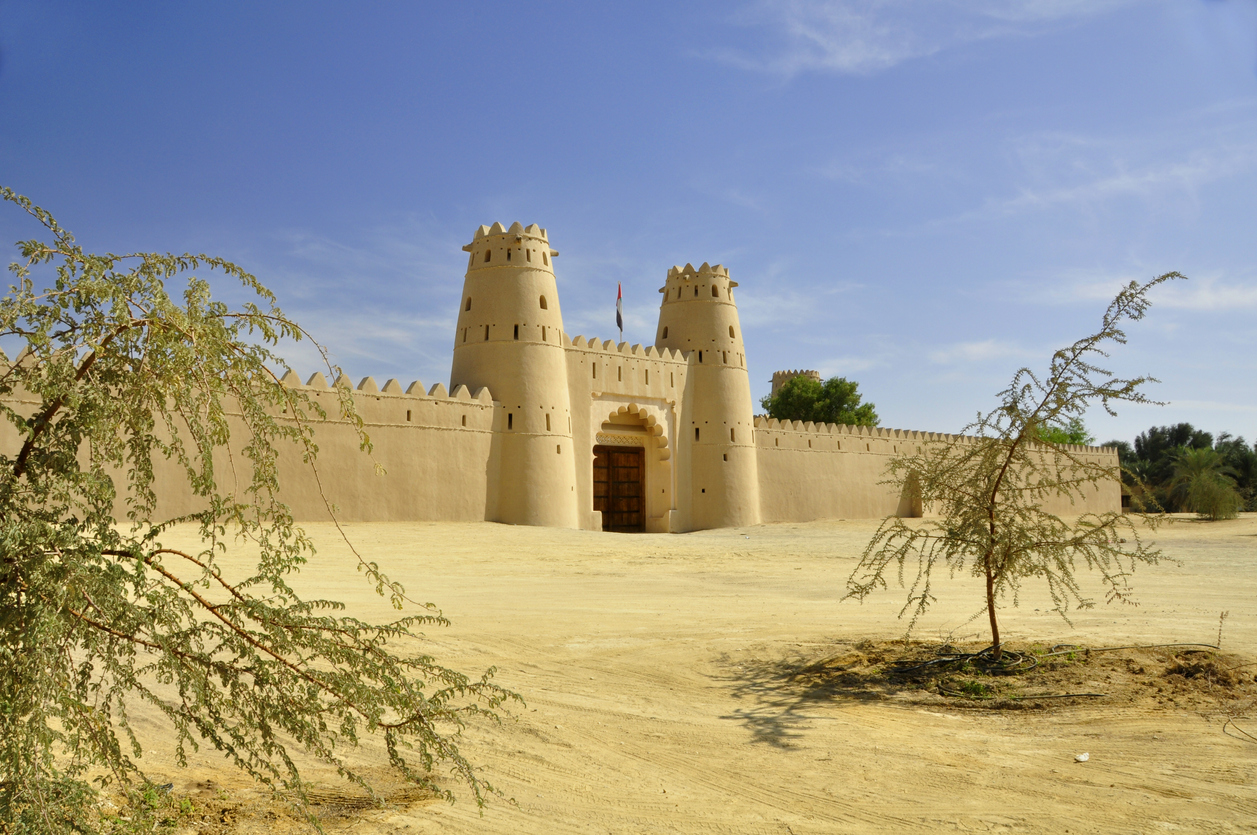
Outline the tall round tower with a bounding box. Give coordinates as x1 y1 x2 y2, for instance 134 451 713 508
451 222 579 528
655 262 761 530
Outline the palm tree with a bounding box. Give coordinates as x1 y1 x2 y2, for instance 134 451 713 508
1168 447 1242 520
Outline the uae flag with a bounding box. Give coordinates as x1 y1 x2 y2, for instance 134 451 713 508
616 282 623 333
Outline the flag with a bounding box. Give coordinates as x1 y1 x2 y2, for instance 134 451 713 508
616 282 623 333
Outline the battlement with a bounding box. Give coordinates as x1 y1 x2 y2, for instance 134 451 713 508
471 221 548 241
667 262 729 280
282 370 493 405
568 335 688 363
752 415 1116 454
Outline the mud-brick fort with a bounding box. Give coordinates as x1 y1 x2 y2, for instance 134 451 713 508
3 221 1120 532
246 221 1118 532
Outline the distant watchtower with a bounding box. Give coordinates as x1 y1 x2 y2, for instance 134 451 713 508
770 369 822 398
451 222 579 528
655 262 760 529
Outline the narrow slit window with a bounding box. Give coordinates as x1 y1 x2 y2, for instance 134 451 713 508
670 372 674 387
730 428 735 442
695 428 700 441
463 327 467 343
484 325 489 340
542 252 549 266
465 297 472 311
546 413 551 431
542 326 547 341
506 249 511 261
508 413 513 430
723 453 728 462
513 324 519 340
539 295 547 309
808 439 812 448
698 351 703 363
462 415 467 426
556 444 561 454
712 284 718 297
406 410 411 422
775 438 779 447
645 369 649 384
729 326 734 338
592 364 597 379
484 249 491 263
694 286 698 297
617 366 622 382
662 326 668 339
526 249 532 262
722 351 727 364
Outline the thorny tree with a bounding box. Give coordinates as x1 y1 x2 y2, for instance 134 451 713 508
845 274 1183 661
0 189 514 833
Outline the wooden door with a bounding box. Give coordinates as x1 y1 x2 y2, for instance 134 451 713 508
592 445 644 532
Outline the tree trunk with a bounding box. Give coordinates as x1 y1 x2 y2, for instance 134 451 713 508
985 559 1001 661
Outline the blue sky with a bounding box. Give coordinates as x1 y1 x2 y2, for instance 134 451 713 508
2 0 1255 445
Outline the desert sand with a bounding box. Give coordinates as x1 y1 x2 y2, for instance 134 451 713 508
141 515 1257 834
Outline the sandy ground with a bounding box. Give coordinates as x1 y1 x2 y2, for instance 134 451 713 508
137 514 1257 834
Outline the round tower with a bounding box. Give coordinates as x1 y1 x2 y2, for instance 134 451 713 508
451 221 579 528
655 262 761 530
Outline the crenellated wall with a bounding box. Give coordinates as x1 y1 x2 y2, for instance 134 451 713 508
753 415 1121 522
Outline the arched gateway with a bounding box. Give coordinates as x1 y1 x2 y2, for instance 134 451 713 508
593 404 670 533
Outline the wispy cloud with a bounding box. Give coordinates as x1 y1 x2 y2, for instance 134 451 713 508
929 338 1036 365
1029 271 1257 312
712 0 1138 77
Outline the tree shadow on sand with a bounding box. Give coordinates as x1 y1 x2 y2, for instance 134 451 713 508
715 639 1257 749
715 640 925 749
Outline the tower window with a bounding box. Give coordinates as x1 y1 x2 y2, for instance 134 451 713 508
617 366 622 382
808 439 812 448
484 249 491 263
542 326 547 341
463 327 467 343
722 351 727 364
546 413 551 431
698 351 703 363
527 249 532 262
723 453 728 461
506 249 511 261
508 413 513 430
484 325 490 340
694 286 698 297
592 364 597 379
730 428 735 442
670 372 674 387
557 444 561 454
695 428 700 441
406 410 412 422
462 415 467 426
676 287 681 300
542 252 549 266
645 369 649 384
465 297 472 311
540 295 548 309
514 324 519 340
662 326 668 339
775 438 779 447
712 284 718 297
729 326 734 338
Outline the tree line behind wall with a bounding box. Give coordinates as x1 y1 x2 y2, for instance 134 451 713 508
1104 423 1256 519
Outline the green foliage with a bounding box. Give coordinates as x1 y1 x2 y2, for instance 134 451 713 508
760 375 879 426
1169 447 1242 520
1104 425 1256 514
0 189 515 834
846 274 1181 660
1034 417 1095 446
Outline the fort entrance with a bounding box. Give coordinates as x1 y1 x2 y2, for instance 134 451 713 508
592 445 644 532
